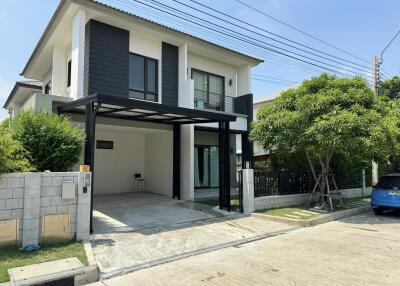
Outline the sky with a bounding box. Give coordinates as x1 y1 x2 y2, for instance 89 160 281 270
0 0 399 119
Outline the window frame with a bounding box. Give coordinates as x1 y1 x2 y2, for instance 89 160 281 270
67 60 72 88
191 68 225 111
129 52 159 102
44 81 52 95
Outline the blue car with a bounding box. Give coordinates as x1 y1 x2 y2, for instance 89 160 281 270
371 173 400 215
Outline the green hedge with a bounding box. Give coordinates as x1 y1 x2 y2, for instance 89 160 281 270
8 111 85 172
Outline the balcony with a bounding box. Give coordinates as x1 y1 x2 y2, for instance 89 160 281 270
194 89 234 113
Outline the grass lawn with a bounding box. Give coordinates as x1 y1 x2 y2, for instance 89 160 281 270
257 196 371 220
0 241 88 283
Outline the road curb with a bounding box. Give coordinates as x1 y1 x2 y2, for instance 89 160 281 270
253 205 371 227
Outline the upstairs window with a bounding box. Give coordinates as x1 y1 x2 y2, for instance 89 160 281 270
129 53 158 102
67 60 71 87
44 81 52 95
192 69 224 111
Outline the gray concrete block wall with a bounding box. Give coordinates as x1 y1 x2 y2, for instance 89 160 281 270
255 187 372 211
0 174 25 241
0 172 91 246
39 173 80 241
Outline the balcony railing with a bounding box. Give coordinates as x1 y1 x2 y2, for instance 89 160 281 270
194 89 234 113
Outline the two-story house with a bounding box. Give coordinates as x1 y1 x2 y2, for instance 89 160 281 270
4 0 262 231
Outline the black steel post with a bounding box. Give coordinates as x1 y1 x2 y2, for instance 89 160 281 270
218 121 231 211
172 124 181 199
84 103 97 234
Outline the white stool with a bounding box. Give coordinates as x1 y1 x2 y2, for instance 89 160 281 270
134 173 145 192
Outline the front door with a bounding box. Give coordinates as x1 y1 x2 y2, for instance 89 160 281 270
194 145 219 188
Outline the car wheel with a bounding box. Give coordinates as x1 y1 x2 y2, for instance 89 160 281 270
373 207 384 215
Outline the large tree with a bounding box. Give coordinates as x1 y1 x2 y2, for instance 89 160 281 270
381 76 400 99
251 73 400 207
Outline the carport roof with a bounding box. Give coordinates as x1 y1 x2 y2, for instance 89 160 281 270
57 93 237 124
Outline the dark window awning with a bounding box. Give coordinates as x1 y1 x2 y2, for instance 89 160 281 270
57 93 237 124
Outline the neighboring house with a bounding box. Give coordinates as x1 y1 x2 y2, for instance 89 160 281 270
237 89 288 167
3 0 262 227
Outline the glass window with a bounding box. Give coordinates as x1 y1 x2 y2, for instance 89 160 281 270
129 53 158 102
147 60 156 93
192 69 224 111
67 60 71 87
194 145 219 189
44 81 52 95
130 54 145 91
376 176 400 188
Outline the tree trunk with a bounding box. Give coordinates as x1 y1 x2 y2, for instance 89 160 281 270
307 151 333 207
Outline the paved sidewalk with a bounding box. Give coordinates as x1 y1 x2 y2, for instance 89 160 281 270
90 211 400 286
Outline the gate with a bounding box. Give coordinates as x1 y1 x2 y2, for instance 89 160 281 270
236 169 244 213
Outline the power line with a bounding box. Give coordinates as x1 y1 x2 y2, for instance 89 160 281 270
252 74 300 84
186 0 371 72
111 0 322 77
234 0 371 65
251 78 297 86
381 29 400 58
133 0 373 81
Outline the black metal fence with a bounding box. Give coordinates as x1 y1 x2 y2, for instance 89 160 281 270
254 170 313 197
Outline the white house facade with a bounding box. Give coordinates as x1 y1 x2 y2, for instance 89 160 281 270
4 0 262 231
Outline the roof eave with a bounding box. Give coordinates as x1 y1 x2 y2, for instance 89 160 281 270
3 83 42 109
20 0 71 77
21 0 263 78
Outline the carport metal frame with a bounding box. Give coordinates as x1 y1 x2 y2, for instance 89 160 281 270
58 93 236 232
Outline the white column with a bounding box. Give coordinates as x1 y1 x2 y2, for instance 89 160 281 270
52 46 67 97
372 161 379 186
237 65 251 96
76 172 91 241
178 43 188 107
71 9 86 100
178 43 195 200
242 168 255 215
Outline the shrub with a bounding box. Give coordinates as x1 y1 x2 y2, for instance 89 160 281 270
10 111 85 172
0 124 32 174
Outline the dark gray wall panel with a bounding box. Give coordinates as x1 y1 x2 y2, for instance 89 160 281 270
84 20 129 98
162 42 179 106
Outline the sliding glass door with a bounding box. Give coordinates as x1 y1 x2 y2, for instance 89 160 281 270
194 145 219 188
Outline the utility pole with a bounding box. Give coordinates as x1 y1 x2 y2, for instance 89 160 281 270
372 56 382 95
371 56 381 185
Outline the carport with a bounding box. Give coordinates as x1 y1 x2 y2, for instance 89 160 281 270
58 93 236 232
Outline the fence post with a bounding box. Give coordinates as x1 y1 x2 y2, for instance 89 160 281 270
242 168 254 215
362 168 366 198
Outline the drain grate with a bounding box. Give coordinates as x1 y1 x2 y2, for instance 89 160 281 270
34 276 74 286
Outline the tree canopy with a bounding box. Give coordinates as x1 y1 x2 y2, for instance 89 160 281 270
381 76 400 99
251 73 400 203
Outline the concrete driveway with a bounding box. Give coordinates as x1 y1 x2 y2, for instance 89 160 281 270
90 210 400 285
90 192 295 278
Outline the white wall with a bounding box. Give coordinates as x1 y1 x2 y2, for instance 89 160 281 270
144 132 173 197
94 130 145 195
129 33 162 103
188 52 237 98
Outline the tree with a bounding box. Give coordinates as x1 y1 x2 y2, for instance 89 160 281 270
251 73 400 207
0 125 32 174
381 76 400 99
9 111 85 172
